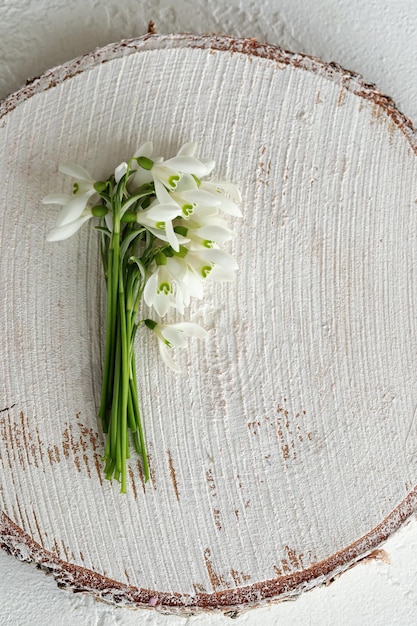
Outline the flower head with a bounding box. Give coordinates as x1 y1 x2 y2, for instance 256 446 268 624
42 162 98 227
131 142 215 192
145 320 208 372
44 197 108 241
143 255 189 316
43 161 123 240
135 199 186 252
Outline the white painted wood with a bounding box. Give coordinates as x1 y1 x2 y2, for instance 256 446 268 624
1 35 417 612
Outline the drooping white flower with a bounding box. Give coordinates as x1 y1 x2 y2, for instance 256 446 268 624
46 205 94 241
145 320 208 372
199 180 243 217
130 142 215 193
135 199 187 252
176 221 236 251
44 160 130 239
45 199 108 241
175 247 239 285
153 174 220 222
42 162 98 226
143 256 189 316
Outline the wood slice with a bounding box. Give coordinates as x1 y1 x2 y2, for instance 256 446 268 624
1 34 417 614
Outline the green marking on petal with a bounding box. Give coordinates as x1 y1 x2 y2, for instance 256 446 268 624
192 174 201 187
201 265 213 278
73 182 79 194
155 221 165 230
168 175 180 189
157 282 171 295
203 239 214 248
182 203 196 217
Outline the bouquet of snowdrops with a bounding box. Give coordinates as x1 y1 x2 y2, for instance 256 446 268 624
43 141 241 493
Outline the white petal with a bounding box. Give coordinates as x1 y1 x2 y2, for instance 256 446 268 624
208 265 236 282
55 193 90 226
183 205 218 222
175 173 198 193
202 248 238 270
195 224 235 242
176 142 197 157
133 141 154 158
179 189 221 207
165 219 180 252
42 193 72 205
184 271 205 299
186 213 227 230
129 168 153 190
174 287 186 315
46 215 91 241
104 211 113 232
163 156 215 177
114 162 128 183
139 225 171 243
216 196 242 217
201 180 242 204
158 342 181 373
170 322 208 339
143 272 159 307
144 272 173 317
154 179 177 205
166 257 189 280
59 161 93 182
199 184 242 216
162 326 188 348
144 203 181 221
153 292 171 317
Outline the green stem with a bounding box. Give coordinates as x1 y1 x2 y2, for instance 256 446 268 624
118 265 129 494
99 186 121 432
109 320 121 475
130 353 149 482
98 244 114 432
99 175 153 491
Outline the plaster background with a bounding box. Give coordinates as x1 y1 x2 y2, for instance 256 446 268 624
1 1 417 624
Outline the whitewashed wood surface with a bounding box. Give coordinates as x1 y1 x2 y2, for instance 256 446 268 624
1 34 417 613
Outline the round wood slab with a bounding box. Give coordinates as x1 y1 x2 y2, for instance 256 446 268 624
1 33 417 614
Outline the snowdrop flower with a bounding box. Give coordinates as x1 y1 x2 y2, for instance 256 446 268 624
130 142 215 192
46 202 108 241
44 160 130 240
42 162 98 227
144 320 208 372
175 220 236 251
143 255 191 316
154 174 220 221
199 180 243 217
135 199 187 252
143 245 237 317
176 247 238 284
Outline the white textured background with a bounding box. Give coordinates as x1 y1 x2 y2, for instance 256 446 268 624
1 1 417 624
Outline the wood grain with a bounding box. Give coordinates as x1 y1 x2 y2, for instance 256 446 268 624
1 33 417 614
